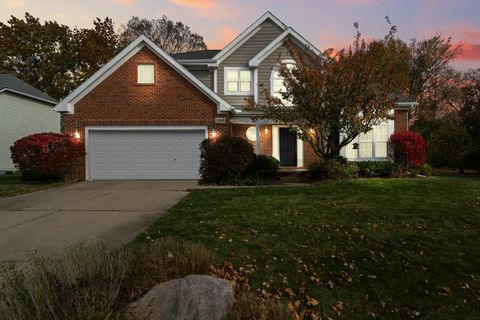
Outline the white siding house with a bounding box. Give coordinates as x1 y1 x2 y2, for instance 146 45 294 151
0 75 59 172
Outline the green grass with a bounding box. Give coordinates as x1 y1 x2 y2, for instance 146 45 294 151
0 174 64 197
138 176 480 319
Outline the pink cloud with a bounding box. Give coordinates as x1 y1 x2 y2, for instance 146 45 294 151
107 0 136 5
5 0 26 7
168 0 217 8
438 22 480 62
338 0 381 5
456 43 480 61
208 26 237 49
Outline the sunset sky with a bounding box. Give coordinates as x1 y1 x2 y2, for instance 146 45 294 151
2 0 480 70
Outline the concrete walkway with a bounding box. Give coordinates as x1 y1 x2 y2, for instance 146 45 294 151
0 180 197 262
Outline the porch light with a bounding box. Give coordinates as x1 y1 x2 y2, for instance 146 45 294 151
309 128 315 135
352 142 359 150
210 129 218 139
74 130 81 140
246 126 257 142
264 127 269 135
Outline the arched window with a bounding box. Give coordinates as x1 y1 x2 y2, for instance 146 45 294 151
271 60 295 105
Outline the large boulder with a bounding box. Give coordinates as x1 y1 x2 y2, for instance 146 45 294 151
129 275 234 320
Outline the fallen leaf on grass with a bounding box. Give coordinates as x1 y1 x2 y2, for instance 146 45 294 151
285 287 295 296
437 286 452 296
306 295 319 306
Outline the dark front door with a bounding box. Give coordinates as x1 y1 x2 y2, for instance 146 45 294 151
279 128 297 166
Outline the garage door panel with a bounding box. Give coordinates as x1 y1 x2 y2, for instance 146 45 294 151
88 129 205 180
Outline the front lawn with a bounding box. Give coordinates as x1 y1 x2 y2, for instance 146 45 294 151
0 174 64 197
139 176 480 319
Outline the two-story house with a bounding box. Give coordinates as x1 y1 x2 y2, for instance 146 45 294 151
55 12 416 180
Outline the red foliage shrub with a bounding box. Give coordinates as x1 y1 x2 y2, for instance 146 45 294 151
390 131 426 168
10 133 85 181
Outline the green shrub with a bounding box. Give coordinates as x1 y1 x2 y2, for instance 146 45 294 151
427 124 473 170
420 163 432 177
0 237 213 320
308 159 358 180
356 161 399 177
199 136 254 184
244 155 279 181
420 163 432 176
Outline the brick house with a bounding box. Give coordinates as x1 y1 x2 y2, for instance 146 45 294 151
55 12 416 181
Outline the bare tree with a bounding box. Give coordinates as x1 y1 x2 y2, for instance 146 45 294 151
119 16 207 54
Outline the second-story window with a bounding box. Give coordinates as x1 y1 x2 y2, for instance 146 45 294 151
224 68 252 95
271 61 295 105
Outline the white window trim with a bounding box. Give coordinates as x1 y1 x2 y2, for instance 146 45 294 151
270 60 295 106
213 69 218 93
341 120 394 161
84 126 208 181
253 68 258 103
224 67 253 96
137 63 155 84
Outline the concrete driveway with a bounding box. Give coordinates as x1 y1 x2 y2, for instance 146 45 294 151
0 180 197 262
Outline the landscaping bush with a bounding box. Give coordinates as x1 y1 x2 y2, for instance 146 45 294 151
356 161 400 177
0 237 213 320
199 136 254 184
10 133 85 181
390 131 426 168
420 163 433 176
244 155 279 181
427 124 473 171
308 159 358 180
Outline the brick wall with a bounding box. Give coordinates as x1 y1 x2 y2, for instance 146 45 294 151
394 109 409 133
303 143 321 167
64 46 228 180
232 124 272 156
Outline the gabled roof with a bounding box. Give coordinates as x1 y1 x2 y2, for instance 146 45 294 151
0 74 57 105
54 35 232 114
212 11 288 64
172 49 221 60
249 27 320 67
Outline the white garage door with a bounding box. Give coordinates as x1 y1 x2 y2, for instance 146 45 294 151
88 128 206 180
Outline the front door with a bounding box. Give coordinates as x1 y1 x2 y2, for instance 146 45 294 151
279 128 297 166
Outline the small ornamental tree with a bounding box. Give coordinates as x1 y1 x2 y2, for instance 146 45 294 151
262 21 410 165
10 133 85 181
390 131 426 168
199 136 254 184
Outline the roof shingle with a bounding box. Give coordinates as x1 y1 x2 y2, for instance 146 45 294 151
171 49 221 60
0 74 57 104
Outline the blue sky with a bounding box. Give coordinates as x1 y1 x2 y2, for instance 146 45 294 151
2 0 480 69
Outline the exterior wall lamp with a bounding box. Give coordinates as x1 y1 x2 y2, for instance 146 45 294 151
210 129 218 139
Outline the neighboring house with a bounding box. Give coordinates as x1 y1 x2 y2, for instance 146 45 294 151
0 74 59 173
55 12 417 181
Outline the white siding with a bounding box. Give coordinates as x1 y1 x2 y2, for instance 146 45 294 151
0 92 60 170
